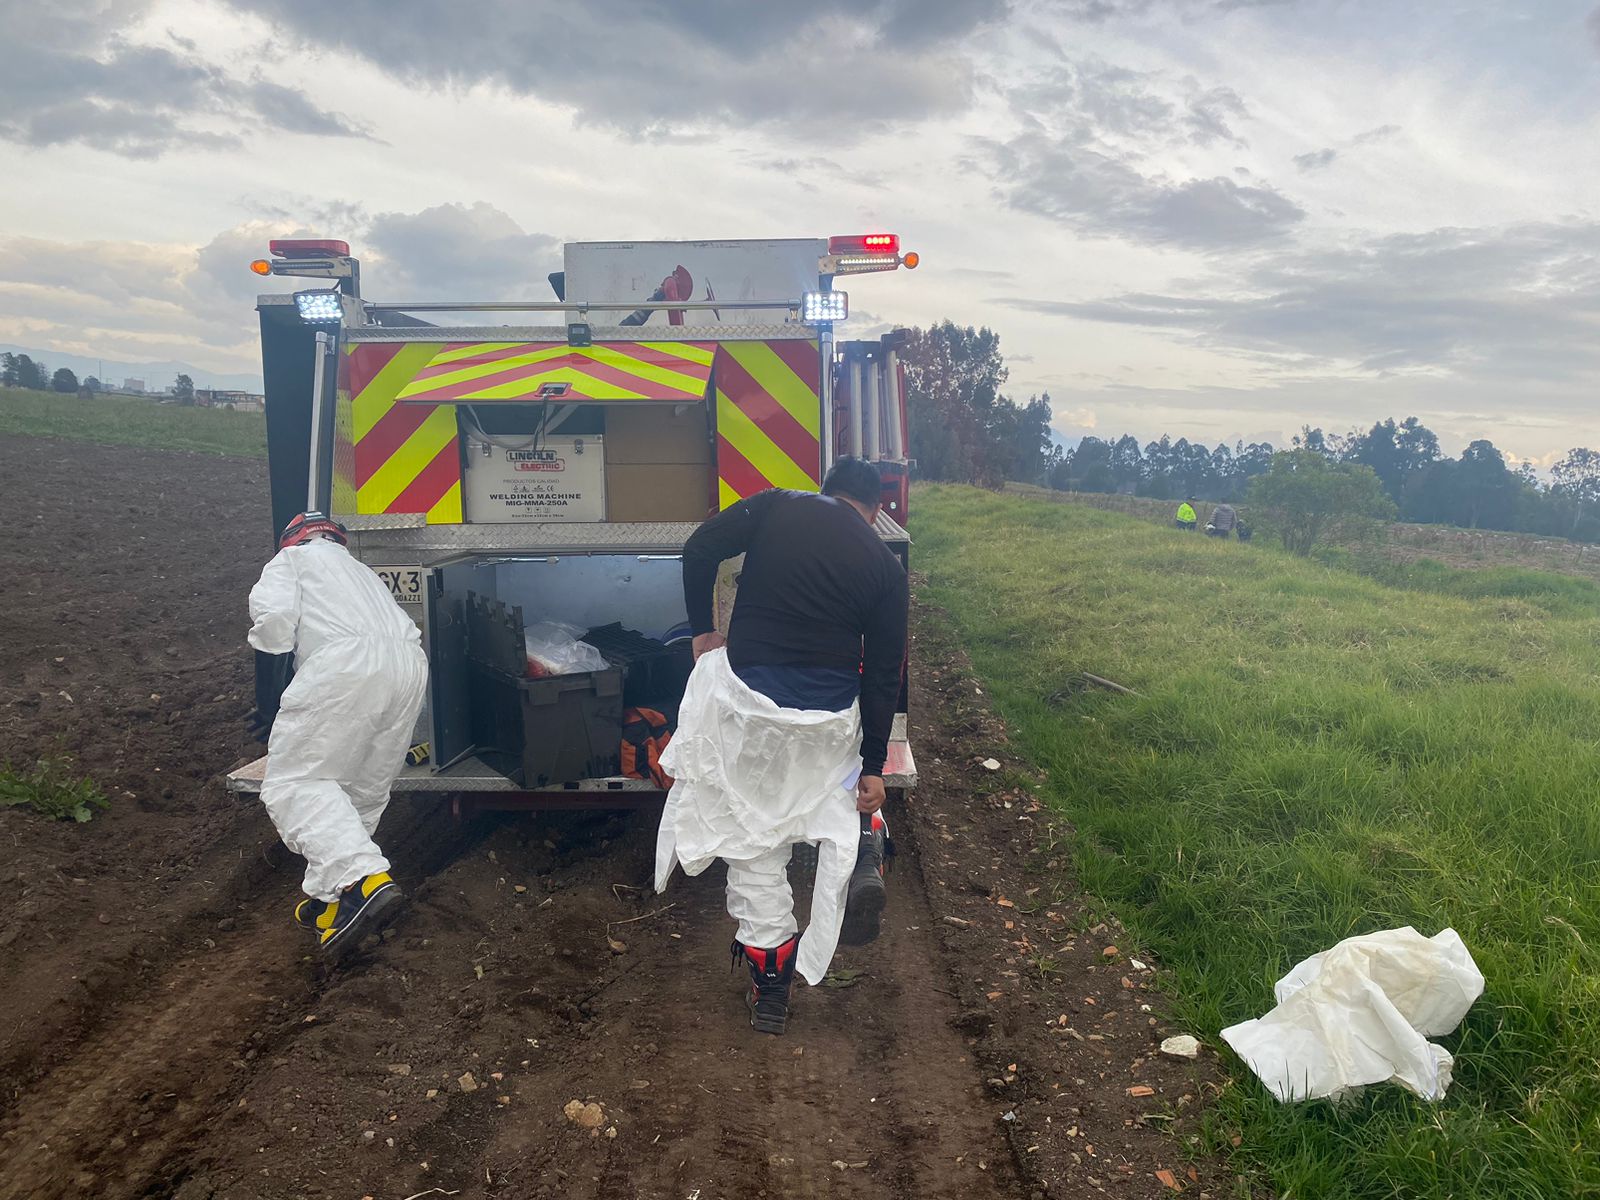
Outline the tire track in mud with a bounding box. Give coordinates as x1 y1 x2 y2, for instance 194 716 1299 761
473 809 1022 1200
0 799 492 1200
4 796 1029 1200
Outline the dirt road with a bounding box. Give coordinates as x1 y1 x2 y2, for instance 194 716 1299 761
0 436 1232 1199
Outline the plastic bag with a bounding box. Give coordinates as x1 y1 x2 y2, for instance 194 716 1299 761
523 621 608 678
1221 926 1484 1102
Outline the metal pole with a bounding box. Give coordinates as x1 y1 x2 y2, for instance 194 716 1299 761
307 330 331 512
883 347 904 459
817 325 836 476
863 350 881 461
848 350 864 458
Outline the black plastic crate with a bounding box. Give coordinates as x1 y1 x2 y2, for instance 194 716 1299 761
462 592 626 787
582 623 694 719
467 661 623 787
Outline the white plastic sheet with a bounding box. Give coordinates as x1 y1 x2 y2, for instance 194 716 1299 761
523 621 608 677
1221 926 1485 1102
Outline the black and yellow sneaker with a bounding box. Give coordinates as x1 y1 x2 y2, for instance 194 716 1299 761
293 897 336 936
318 872 404 958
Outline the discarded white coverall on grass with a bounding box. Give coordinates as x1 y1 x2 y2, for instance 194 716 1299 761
1221 926 1485 1102
248 538 428 902
654 648 862 985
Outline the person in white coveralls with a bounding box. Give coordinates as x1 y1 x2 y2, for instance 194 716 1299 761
655 458 908 1035
247 511 428 957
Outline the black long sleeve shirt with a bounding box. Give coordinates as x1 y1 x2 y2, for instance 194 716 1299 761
682 489 908 776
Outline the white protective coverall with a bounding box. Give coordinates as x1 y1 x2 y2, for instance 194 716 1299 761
248 538 428 901
654 648 862 985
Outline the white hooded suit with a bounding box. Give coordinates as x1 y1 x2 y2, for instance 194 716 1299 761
248 538 428 901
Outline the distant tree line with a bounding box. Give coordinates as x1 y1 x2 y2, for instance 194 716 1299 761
899 325 1600 544
0 352 87 394
1 354 195 403
1055 421 1600 543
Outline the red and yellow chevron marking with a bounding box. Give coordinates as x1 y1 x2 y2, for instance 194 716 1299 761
344 343 463 522
339 337 818 522
715 340 822 509
396 341 716 403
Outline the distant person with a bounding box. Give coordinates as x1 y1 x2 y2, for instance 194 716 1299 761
1237 518 1254 542
1176 497 1198 531
247 512 428 958
1207 502 1238 538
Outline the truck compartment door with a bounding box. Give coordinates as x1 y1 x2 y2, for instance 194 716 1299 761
425 576 477 770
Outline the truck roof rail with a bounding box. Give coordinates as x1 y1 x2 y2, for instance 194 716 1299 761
358 299 798 314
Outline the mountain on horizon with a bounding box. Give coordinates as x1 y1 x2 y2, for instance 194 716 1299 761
0 344 264 393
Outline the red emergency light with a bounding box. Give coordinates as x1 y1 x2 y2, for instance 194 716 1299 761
269 239 351 258
828 233 899 256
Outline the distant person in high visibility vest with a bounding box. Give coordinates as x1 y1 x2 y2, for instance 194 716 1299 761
1176 498 1198 531
1207 502 1238 538
246 512 428 959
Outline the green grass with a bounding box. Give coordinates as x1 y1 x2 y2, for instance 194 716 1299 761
0 759 109 823
1346 554 1600 618
911 484 1600 1200
0 386 266 456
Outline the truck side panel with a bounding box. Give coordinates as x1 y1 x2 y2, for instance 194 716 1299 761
259 304 322 542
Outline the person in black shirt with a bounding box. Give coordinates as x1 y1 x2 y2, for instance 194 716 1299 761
654 458 908 1035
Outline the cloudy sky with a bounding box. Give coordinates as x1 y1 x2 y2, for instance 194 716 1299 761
4 0 1599 462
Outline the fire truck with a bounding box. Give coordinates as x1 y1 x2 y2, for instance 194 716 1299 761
227 235 919 810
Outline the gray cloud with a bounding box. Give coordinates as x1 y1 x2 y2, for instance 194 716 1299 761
1352 123 1401 145
976 137 1302 249
0 3 370 157
1006 59 1176 141
359 203 560 298
1184 85 1249 147
995 219 1600 384
0 202 560 373
1051 0 1295 20
225 0 1008 135
980 54 1299 248
242 80 373 139
1291 125 1400 174
750 155 849 176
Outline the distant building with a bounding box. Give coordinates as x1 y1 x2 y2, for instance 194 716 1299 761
122 377 145 393
195 388 266 412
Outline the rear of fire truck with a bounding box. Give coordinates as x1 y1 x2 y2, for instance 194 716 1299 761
228 235 919 811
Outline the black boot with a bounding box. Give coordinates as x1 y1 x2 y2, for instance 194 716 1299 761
734 933 800 1035
841 812 891 946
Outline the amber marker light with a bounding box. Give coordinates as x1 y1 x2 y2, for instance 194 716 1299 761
249 259 272 276
902 251 920 269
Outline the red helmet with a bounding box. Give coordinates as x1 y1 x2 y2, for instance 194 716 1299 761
279 511 348 549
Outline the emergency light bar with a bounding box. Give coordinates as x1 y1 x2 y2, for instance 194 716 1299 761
820 233 918 277
294 289 344 324
829 234 898 256
801 290 849 324
249 239 358 285
271 239 351 257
